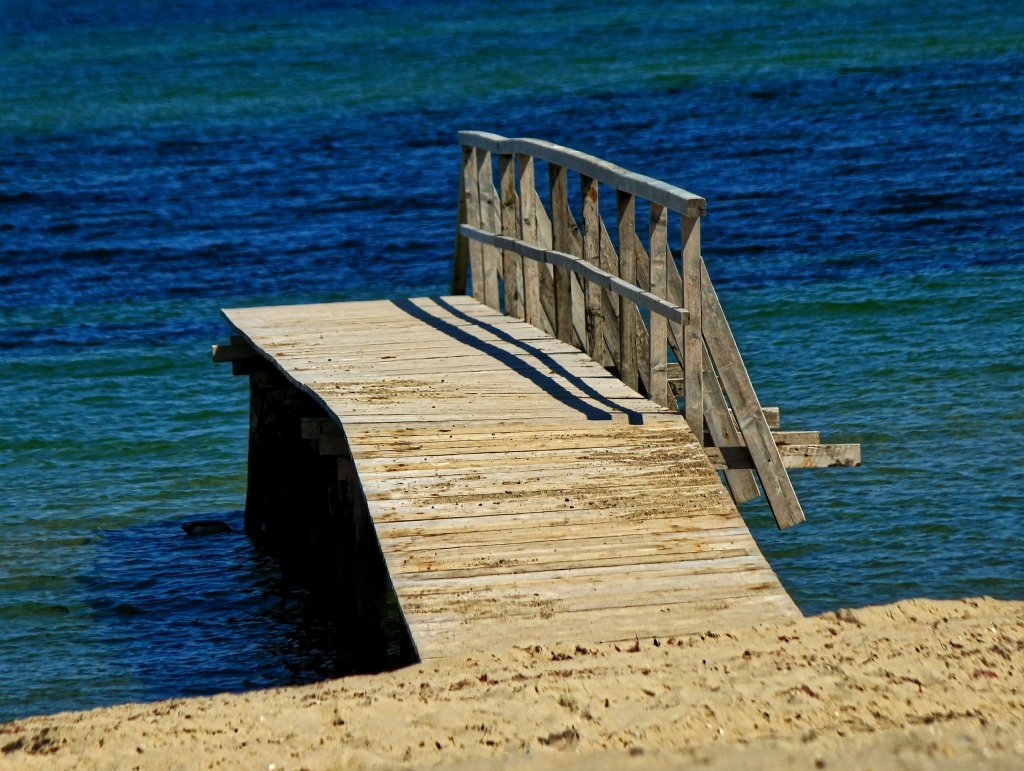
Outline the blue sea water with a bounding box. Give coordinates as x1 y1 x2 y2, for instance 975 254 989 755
1 0 1022 722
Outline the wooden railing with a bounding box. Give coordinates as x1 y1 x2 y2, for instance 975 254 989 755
452 132 859 529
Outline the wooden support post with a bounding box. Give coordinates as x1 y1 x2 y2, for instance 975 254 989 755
461 146 485 303
475 149 501 310
617 191 638 391
549 162 574 345
681 214 703 435
499 154 525 319
648 202 670 407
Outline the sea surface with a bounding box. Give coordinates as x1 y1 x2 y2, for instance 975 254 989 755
1 0 1022 723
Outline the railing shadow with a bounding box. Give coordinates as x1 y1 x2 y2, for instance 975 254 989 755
390 297 646 424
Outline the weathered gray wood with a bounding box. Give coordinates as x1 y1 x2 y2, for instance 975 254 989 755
458 131 707 218
772 431 821 445
701 345 761 504
616 191 638 391
461 146 486 303
649 203 670 407
452 153 470 295
516 154 543 329
475 149 501 310
580 174 607 365
632 231 652 397
598 217 621 365
705 444 861 470
682 215 703 435
548 163 574 344
498 153 524 319
223 295 801 660
458 225 688 326
701 258 805 529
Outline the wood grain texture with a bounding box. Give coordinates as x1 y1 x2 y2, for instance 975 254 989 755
648 202 670 407
548 163 574 345
475 149 501 310
461 146 485 303
498 154 524 319
223 295 800 659
700 259 806 529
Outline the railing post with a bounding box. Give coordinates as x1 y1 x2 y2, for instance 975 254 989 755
682 214 703 434
475 149 501 310
616 191 638 391
548 163 574 345
452 147 470 296
461 145 485 303
648 203 670 407
580 175 607 364
516 154 544 329
499 154 524 319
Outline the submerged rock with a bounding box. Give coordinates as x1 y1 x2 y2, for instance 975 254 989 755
181 520 233 536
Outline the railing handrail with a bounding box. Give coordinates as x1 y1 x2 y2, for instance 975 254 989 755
458 131 707 218
458 224 689 326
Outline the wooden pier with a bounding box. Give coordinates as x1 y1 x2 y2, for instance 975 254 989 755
215 133 858 662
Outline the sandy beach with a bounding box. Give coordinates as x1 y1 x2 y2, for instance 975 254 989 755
2 596 1021 769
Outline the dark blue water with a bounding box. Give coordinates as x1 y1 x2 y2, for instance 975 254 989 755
2 0 1023 722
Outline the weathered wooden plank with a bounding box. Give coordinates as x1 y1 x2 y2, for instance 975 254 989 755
458 131 707 218
701 259 805 529
498 153 524 318
580 174 608 365
451 153 470 295
648 202 670 407
681 214 703 434
461 146 485 303
705 443 861 470
701 345 761 504
617 191 638 391
459 225 688 326
223 293 801 661
772 430 821 445
597 217 621 365
516 154 544 329
548 163 574 344
475 149 501 309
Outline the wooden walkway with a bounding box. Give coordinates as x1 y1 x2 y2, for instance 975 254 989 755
223 295 801 659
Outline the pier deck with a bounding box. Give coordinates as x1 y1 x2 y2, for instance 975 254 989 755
223 295 800 659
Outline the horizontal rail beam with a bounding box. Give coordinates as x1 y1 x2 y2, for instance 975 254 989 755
459 224 689 326
458 131 706 218
705 444 861 470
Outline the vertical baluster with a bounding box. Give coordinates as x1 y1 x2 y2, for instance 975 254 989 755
499 154 524 318
649 203 670 407
476 149 501 310
682 214 703 434
580 175 606 363
616 191 638 391
452 146 470 295
517 154 544 329
549 163 574 344
462 146 485 303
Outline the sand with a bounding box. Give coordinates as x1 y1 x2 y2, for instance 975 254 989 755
2 597 1022 770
